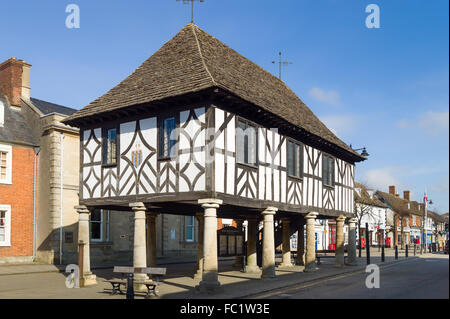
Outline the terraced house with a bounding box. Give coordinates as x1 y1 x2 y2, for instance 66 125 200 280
63 24 366 290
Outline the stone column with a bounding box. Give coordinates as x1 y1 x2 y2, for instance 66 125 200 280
261 207 278 279
194 212 204 279
279 218 293 268
146 213 158 268
304 212 318 272
233 219 244 268
76 205 96 286
296 219 305 266
347 217 358 266
196 199 223 293
130 202 148 291
334 215 346 268
246 216 260 274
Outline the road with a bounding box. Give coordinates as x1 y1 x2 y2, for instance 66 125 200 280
254 254 449 299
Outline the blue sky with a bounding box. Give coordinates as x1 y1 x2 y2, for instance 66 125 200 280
1 0 448 212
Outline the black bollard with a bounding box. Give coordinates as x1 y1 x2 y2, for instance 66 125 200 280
406 244 408 258
365 223 370 265
381 245 385 262
414 243 416 256
395 245 398 259
126 272 134 300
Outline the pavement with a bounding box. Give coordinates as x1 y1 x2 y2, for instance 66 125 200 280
1 248 444 299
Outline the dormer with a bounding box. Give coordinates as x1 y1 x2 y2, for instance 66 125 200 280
355 187 362 197
367 190 374 199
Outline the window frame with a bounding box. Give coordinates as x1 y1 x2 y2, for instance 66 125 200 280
158 114 179 161
0 99 4 127
235 117 259 168
102 126 119 167
0 144 12 185
0 205 11 247
185 216 195 242
287 139 303 179
90 210 103 242
322 153 335 188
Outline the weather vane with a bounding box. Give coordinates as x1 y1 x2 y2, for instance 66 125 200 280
177 0 205 24
272 52 293 80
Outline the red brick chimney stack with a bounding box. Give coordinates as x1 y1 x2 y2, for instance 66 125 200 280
403 190 410 201
0 57 31 107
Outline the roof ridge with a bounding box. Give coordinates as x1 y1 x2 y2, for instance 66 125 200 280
190 24 217 87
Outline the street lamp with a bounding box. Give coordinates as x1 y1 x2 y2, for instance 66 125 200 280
350 145 369 157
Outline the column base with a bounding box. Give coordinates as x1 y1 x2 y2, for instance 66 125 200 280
133 273 149 292
277 263 294 269
334 263 345 268
303 265 318 273
245 265 261 274
295 261 305 266
80 273 97 287
346 261 357 266
193 270 202 280
195 280 223 294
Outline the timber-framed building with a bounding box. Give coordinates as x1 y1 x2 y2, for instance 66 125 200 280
63 24 365 290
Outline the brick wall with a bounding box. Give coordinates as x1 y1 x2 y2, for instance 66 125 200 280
0 145 35 257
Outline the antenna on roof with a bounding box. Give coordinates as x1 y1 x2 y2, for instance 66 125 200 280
177 0 205 24
272 52 293 80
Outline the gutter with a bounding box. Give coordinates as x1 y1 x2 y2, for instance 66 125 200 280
32 147 40 261
59 133 65 265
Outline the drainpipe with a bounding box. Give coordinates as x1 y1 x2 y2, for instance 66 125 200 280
60 133 65 265
32 147 40 261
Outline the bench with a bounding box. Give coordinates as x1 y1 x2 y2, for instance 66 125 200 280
315 250 347 265
105 266 166 298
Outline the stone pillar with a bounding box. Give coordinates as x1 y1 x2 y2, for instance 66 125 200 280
334 215 346 268
194 212 204 279
146 213 158 268
261 207 278 279
130 202 148 291
279 218 293 268
76 205 96 286
246 216 260 274
196 199 223 293
233 219 244 268
296 219 305 266
347 217 358 266
304 212 318 272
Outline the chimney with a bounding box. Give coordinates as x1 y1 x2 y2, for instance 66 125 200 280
403 190 410 201
0 57 31 107
389 185 396 195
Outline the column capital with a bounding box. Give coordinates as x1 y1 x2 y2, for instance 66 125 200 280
281 217 291 223
75 205 90 214
348 217 358 224
262 207 278 215
336 215 346 222
247 215 259 222
130 202 146 211
305 212 318 220
198 198 223 209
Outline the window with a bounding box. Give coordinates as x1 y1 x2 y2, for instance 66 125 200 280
287 140 303 178
0 144 12 184
236 119 257 165
322 154 335 187
0 205 11 246
103 128 117 165
159 117 177 159
185 216 195 242
90 210 110 242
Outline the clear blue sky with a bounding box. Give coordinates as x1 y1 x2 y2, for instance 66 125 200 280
1 1 448 212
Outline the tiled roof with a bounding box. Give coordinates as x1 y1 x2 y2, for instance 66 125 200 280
31 98 77 116
63 24 363 161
